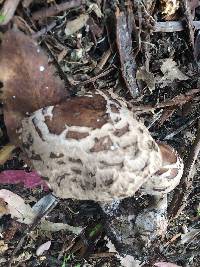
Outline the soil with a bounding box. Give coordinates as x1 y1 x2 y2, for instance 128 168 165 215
0 1 200 267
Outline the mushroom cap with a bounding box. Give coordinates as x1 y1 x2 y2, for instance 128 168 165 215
141 143 184 195
20 90 162 201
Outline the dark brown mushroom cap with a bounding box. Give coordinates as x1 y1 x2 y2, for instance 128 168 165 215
20 90 162 201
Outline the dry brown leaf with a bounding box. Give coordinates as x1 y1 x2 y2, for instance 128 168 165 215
65 13 89 36
0 30 68 145
0 198 8 215
0 240 8 254
160 0 180 20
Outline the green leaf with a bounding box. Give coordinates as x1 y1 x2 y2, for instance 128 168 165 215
0 13 6 23
197 208 200 216
61 254 72 267
89 223 102 237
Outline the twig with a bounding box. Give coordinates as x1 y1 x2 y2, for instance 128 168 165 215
8 194 59 267
0 0 21 25
31 20 57 39
156 89 199 109
182 0 195 46
164 113 200 140
168 121 200 219
74 67 114 86
147 109 163 129
89 252 117 258
93 48 112 74
154 21 200 33
43 41 72 90
32 0 85 21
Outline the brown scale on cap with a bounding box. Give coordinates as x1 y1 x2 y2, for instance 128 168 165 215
44 94 109 135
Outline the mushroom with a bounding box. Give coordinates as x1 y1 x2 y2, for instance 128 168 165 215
100 143 183 244
135 143 184 242
20 89 183 243
0 30 183 243
20 89 163 201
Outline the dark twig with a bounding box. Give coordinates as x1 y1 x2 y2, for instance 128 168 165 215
168 121 200 219
93 49 112 75
75 67 114 86
31 21 57 39
32 0 85 21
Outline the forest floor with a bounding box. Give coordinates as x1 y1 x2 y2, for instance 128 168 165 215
0 1 200 267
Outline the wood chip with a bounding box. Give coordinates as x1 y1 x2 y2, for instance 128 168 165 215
0 144 15 165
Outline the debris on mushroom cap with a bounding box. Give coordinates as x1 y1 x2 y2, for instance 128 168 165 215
20 90 162 201
141 143 183 195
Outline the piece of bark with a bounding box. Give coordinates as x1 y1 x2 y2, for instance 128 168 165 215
0 30 68 145
115 5 139 98
182 0 195 46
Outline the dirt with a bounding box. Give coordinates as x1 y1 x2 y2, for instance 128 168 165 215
0 1 200 267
